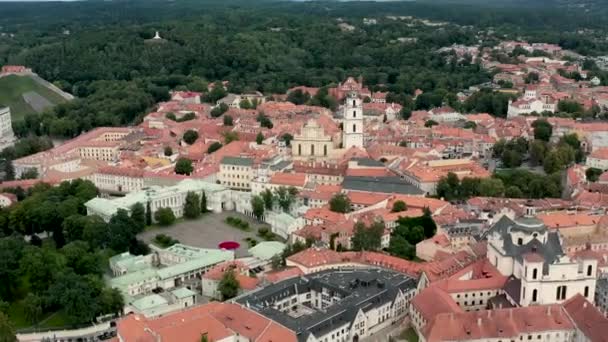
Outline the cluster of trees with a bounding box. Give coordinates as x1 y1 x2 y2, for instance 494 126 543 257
436 173 506 202
388 212 436 260
462 89 518 118
437 169 563 201
494 120 584 174
350 221 385 252
0 180 134 329
329 193 351 213
250 187 298 219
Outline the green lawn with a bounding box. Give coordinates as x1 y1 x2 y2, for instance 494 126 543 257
8 301 70 330
399 327 419 342
0 75 67 121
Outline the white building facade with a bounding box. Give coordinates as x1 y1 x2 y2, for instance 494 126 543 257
342 92 364 149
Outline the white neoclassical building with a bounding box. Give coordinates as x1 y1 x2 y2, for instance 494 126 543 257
342 92 364 149
85 179 252 222
292 119 336 160
486 207 597 307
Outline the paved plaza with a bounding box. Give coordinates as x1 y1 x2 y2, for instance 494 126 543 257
138 211 269 258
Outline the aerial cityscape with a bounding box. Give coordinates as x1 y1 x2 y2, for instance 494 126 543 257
1 0 608 341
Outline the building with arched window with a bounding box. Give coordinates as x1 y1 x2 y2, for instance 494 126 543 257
292 118 337 160
486 210 598 307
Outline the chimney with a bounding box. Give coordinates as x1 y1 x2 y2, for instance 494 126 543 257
547 307 551 316
477 318 482 326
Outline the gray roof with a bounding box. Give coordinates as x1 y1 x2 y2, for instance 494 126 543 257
350 157 384 167
221 156 253 166
486 216 564 275
236 268 416 341
342 176 424 195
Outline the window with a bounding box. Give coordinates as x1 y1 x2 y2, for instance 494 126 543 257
532 289 537 302
324 145 328 156
311 144 315 156
556 286 567 300
353 100 356 106
585 286 589 298
298 144 302 156
532 269 537 280
352 124 356 133
518 238 523 245
353 110 357 118
588 265 593 276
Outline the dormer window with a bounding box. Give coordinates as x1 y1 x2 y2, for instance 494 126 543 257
517 238 523 245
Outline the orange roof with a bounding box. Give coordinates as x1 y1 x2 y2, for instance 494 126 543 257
424 305 573 342
590 148 608 160
537 212 600 229
303 207 345 224
411 285 463 322
346 191 390 206
263 267 304 283
563 294 608 342
117 302 296 342
269 172 307 187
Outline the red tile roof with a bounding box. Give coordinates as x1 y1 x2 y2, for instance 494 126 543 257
269 172 307 187
563 294 608 342
424 305 573 342
117 302 296 342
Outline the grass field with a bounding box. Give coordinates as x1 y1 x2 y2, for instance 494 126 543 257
8 300 70 330
0 75 67 121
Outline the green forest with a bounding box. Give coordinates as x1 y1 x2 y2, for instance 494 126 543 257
0 0 606 140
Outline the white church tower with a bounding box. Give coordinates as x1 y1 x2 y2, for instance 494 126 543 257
342 92 364 149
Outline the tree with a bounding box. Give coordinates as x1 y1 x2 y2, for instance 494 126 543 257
20 168 39 180
400 107 412 120
175 158 193 175
257 113 273 129
99 287 124 317
261 189 274 210
463 121 477 129
391 200 407 213
529 140 548 166
48 271 99 324
107 209 137 252
154 207 176 226
525 72 540 84
424 119 438 127
274 186 297 212
184 192 201 219
351 221 384 251
280 133 294 147
223 114 233 126
207 142 223 154
223 131 239 144
501 149 522 168
505 185 524 198
183 130 199 145
145 202 152 226
586 167 603 182
0 312 16 342
256 132 264 145
130 203 146 232
218 269 240 300
201 191 208 213
22 293 42 325
19 246 64 295
210 103 229 117
287 89 311 105
478 178 505 197
532 119 552 142
164 146 173 156
329 193 351 213
251 195 265 220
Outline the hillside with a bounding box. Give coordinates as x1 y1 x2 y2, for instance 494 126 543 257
0 74 69 121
